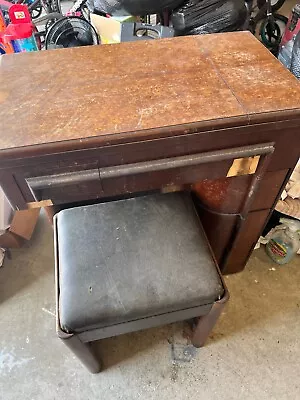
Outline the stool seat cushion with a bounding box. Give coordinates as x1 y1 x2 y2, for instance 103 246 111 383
56 192 224 333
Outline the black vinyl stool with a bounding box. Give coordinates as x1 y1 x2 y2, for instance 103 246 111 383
54 192 229 373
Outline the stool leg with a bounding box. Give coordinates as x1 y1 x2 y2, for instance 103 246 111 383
59 333 102 373
191 289 229 348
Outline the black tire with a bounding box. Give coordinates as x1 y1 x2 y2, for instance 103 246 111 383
257 0 286 12
30 5 43 19
44 0 63 39
45 17 57 32
29 0 61 15
259 13 288 50
34 12 64 48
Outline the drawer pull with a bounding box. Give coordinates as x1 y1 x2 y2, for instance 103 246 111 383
26 143 274 190
27 169 99 190
100 143 274 179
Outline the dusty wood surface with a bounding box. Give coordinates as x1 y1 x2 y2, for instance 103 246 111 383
1 32 300 151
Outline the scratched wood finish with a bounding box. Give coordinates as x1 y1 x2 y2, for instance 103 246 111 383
1 32 300 152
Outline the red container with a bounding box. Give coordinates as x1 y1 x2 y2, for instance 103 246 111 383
280 4 300 47
4 22 38 52
8 3 32 24
0 4 38 52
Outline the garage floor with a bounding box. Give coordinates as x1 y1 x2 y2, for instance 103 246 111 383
0 211 299 400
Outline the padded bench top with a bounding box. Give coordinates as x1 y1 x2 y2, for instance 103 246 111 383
55 192 224 333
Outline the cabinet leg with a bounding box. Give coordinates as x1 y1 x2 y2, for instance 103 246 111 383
192 289 229 348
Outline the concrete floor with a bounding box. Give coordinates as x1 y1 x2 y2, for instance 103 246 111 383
0 212 300 399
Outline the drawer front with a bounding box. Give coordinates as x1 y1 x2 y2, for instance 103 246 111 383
100 161 231 198
1 124 298 173
22 143 274 205
15 159 102 204
26 159 232 204
35 180 103 203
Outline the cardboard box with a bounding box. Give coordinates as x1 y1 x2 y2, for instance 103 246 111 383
0 208 40 248
0 188 40 248
90 14 136 44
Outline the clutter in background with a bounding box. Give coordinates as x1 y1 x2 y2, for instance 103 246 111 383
0 187 12 266
45 15 99 49
0 0 100 52
0 3 38 53
276 198 300 220
0 0 289 52
35 2 100 50
256 160 300 262
90 14 135 44
88 0 287 54
0 248 4 267
265 218 300 264
278 4 300 78
276 159 300 219
257 218 300 262
120 22 173 41
0 187 40 252
0 8 13 53
291 31 300 78
87 0 183 17
171 0 247 36
91 14 173 43
0 187 13 235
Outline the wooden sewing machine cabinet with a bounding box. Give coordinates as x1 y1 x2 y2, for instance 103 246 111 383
1 32 300 274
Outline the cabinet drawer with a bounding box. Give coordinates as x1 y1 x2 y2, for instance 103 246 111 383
35 180 103 203
24 143 274 206
100 161 231 197
22 161 102 204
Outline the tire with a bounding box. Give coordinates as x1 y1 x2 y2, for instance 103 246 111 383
30 5 43 19
257 0 286 13
44 0 62 39
259 14 288 50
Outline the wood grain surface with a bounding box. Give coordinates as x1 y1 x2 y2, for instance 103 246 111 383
1 31 300 151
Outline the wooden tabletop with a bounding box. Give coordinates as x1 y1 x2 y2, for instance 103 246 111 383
1 31 300 152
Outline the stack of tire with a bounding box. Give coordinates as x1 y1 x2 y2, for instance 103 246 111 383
88 0 184 16
89 0 247 35
171 0 247 35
